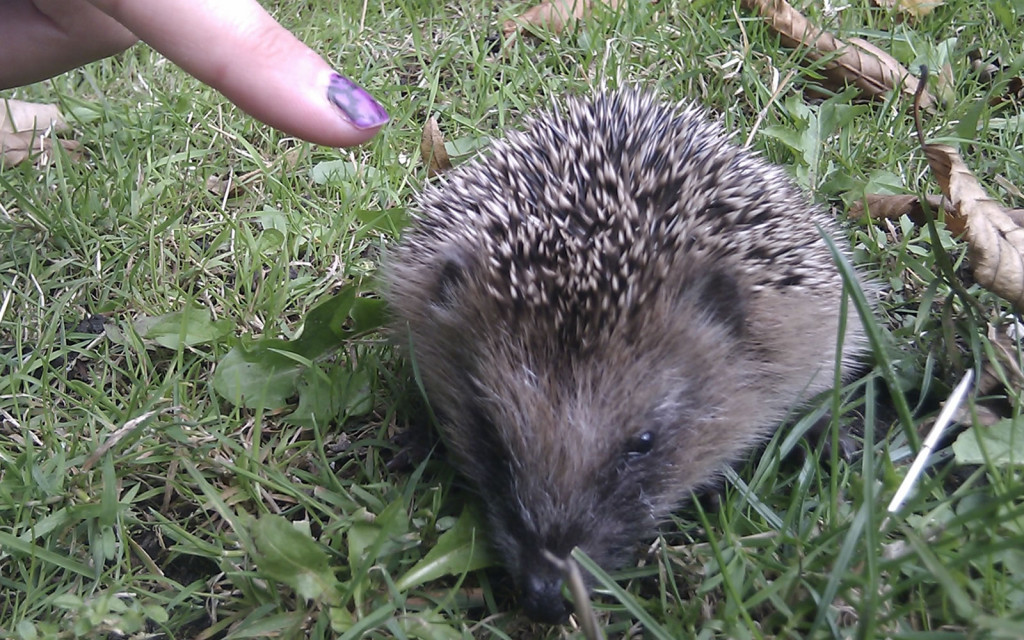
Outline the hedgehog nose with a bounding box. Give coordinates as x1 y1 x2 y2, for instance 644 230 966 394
520 571 571 624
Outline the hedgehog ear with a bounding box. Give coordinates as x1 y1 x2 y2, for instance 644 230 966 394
430 253 469 311
690 269 747 336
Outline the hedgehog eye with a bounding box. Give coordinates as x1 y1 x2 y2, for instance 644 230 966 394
624 431 656 458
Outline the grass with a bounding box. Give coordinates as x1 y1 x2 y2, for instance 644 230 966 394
3 0 1024 637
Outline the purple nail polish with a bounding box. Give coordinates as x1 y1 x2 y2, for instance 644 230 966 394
327 73 389 130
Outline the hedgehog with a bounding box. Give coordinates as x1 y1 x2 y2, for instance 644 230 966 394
385 89 868 623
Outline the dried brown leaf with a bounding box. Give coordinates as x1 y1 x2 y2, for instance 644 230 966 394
420 117 452 178
1006 209 1024 228
205 175 240 199
969 49 1024 106
0 131 82 168
848 193 946 224
978 323 1024 396
925 143 1024 311
958 323 1024 426
281 147 306 172
847 37 934 106
741 0 935 108
998 76 1024 105
0 98 68 134
502 0 620 39
994 175 1024 201
951 401 1003 428
206 169 261 199
0 99 80 168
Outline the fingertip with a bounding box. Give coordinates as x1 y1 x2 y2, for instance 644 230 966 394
97 0 389 148
326 72 390 131
305 71 388 147
302 75 388 147
327 122 386 148
220 64 389 148
334 122 386 147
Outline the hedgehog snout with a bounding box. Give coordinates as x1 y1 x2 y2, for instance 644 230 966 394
519 557 572 623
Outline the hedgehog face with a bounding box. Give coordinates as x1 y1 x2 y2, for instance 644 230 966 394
465 419 661 621
392 247 793 623
419 276 767 623
463 397 675 624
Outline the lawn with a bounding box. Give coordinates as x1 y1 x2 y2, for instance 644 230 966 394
2 0 1024 638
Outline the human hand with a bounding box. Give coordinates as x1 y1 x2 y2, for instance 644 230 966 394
0 0 388 147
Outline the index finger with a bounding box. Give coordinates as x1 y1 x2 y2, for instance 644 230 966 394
91 0 388 147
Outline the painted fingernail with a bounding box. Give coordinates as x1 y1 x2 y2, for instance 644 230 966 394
327 73 389 130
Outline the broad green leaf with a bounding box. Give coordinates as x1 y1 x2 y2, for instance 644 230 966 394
253 206 289 232
213 286 384 410
142 604 169 624
15 620 38 640
309 160 380 186
256 228 285 253
16 506 70 542
284 365 372 428
353 207 409 236
347 500 410 569
345 501 411 612
445 135 490 156
51 593 84 609
252 515 342 604
284 366 338 428
952 418 1024 467
328 606 355 632
349 297 388 335
134 306 232 349
395 506 495 592
212 340 303 409
288 286 357 358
